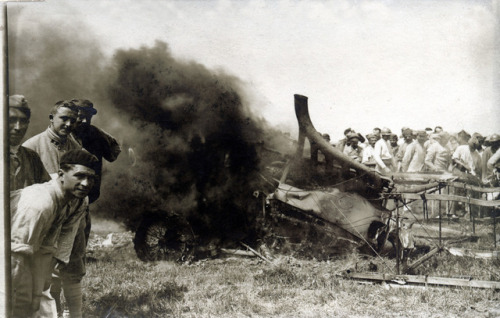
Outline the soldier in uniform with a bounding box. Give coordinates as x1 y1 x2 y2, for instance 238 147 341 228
8 95 50 190
10 150 97 317
23 100 81 177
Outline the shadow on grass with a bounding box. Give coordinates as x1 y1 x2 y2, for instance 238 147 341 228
89 281 187 318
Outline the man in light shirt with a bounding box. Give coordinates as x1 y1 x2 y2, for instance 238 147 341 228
402 130 427 172
10 150 97 317
23 100 81 178
373 127 395 174
425 131 451 172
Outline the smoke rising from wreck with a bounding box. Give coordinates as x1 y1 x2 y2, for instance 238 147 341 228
9 12 293 244
98 41 273 242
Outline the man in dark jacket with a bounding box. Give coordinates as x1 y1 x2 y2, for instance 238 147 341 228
8 94 50 190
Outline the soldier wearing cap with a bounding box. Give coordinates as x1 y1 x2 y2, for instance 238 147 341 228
402 130 428 172
373 127 395 174
8 95 50 190
23 100 81 177
10 149 97 318
336 128 354 153
395 128 413 172
482 134 500 183
70 99 121 203
343 132 364 163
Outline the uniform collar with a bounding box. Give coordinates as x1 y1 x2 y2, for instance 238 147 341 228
47 126 68 148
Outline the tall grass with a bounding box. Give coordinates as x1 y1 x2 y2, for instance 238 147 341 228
83 238 500 317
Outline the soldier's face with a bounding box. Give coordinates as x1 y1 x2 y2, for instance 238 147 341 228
9 108 29 146
403 132 413 142
417 134 427 144
75 110 93 129
368 137 377 147
60 164 96 199
50 107 77 136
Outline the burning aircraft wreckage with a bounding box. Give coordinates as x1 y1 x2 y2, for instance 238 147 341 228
132 94 500 278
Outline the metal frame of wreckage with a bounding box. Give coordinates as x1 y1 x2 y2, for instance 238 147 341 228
292 94 500 290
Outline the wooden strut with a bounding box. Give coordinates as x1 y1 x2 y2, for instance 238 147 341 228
344 271 500 290
240 242 272 263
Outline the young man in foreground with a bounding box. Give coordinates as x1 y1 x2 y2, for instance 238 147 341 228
10 150 98 317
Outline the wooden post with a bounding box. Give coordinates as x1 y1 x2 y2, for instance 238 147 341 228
1 4 10 317
494 215 497 249
446 185 450 218
438 186 442 246
396 198 400 275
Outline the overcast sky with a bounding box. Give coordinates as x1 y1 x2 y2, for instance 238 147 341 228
9 0 500 140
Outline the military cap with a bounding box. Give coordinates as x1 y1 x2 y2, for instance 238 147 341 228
60 149 99 171
9 94 31 118
381 127 392 136
71 99 97 115
487 134 500 143
416 130 427 137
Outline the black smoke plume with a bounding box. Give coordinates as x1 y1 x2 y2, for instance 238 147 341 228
96 41 275 243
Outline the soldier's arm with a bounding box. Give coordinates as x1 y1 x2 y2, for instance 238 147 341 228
487 148 500 171
92 126 122 162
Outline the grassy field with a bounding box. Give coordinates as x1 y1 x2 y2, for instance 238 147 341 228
82 220 500 318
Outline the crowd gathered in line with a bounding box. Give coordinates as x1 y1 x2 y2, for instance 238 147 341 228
320 126 500 185
9 95 121 318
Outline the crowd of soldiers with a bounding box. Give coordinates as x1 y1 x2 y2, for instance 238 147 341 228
322 126 500 186
9 95 121 318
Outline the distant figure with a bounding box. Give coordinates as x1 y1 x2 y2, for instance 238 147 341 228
472 133 485 156
336 128 353 153
362 133 378 168
395 128 413 172
372 127 382 141
452 136 481 177
389 134 399 157
402 130 427 172
425 131 451 172
343 132 364 163
434 126 443 133
8 95 50 190
373 127 395 174
482 134 500 183
425 127 433 137
457 130 471 146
